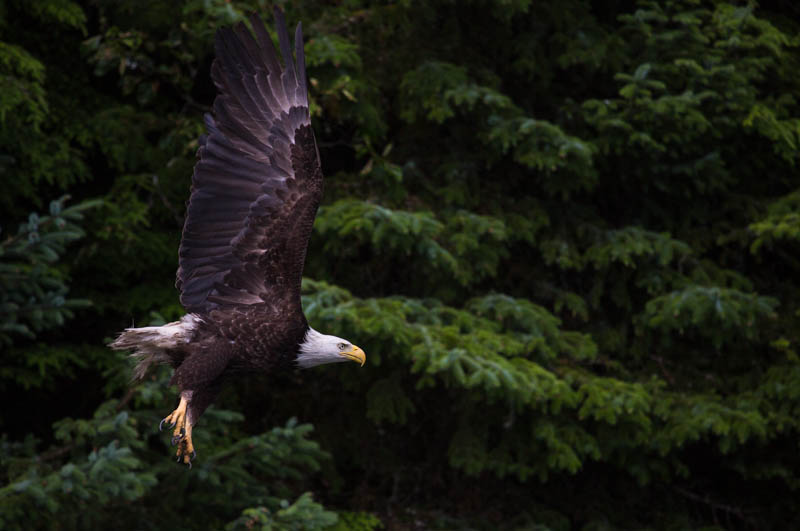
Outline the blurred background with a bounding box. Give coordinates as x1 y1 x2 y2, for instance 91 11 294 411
2 0 799 529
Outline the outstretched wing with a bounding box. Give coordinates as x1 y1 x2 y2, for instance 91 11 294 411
176 9 322 314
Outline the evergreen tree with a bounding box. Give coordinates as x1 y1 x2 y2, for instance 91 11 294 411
1 0 799 528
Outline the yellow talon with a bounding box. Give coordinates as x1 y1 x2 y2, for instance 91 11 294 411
179 424 195 463
163 396 187 430
162 397 195 465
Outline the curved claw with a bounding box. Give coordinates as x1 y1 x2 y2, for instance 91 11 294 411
161 397 194 467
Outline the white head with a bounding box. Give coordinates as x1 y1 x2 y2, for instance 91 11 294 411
296 327 366 369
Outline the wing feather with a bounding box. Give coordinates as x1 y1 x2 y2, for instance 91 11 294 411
176 9 322 314
274 9 298 105
294 23 307 105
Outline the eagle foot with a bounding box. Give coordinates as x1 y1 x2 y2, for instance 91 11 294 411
175 433 195 467
161 397 195 467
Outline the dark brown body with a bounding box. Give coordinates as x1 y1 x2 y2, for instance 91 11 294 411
166 303 309 424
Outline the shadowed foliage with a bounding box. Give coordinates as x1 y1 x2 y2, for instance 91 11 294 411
2 0 800 529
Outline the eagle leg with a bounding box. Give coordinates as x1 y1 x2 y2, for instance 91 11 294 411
163 342 232 467
160 396 195 466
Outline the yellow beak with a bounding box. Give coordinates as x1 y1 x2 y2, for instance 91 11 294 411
340 345 366 366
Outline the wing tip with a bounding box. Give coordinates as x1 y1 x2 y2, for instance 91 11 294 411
273 5 286 25
248 11 266 33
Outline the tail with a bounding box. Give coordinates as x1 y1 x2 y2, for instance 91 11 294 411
110 314 199 380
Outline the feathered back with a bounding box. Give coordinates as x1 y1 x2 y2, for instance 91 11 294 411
176 9 322 315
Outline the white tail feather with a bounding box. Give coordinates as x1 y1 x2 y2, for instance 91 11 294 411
110 314 199 380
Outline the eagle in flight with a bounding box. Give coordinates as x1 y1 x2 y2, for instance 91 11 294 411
111 8 365 466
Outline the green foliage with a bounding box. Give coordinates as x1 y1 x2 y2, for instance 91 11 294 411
0 41 47 127
749 188 800 252
327 511 383 531
0 363 334 530
642 285 778 348
399 61 511 124
3 0 800 529
583 227 691 270
0 197 99 346
315 199 510 288
487 116 596 189
226 493 338 531
25 0 87 32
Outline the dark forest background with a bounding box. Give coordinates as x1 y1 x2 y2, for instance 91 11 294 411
2 0 800 529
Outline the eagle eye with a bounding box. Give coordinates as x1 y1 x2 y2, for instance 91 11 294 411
337 342 348 351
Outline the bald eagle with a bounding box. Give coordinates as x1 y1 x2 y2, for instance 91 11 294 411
111 9 365 466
